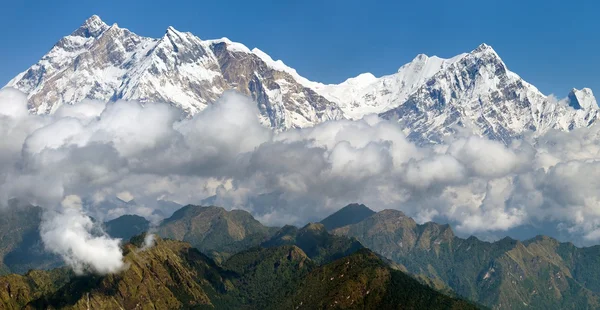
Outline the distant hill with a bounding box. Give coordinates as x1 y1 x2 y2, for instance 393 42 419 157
332 209 600 309
155 205 279 262
103 214 151 241
320 203 375 231
0 236 480 309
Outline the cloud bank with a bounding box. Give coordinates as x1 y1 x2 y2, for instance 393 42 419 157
3 86 600 274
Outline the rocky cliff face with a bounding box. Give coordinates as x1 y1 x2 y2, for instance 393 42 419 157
6 15 599 141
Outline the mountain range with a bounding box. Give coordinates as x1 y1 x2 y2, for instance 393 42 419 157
0 207 479 310
328 205 600 309
3 14 600 309
3 203 600 308
5 15 598 142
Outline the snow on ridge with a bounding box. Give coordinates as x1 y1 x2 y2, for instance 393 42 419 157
205 37 252 54
7 14 600 141
251 47 319 89
569 88 598 110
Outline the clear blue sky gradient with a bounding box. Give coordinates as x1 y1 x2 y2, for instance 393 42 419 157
1 0 598 97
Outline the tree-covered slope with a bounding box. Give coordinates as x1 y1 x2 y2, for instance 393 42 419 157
262 222 364 264
0 235 481 309
332 208 600 309
282 248 479 310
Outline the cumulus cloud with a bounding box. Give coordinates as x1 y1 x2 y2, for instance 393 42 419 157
40 195 125 275
4 84 600 273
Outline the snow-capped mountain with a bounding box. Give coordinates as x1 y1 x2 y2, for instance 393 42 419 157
379 44 600 143
5 15 599 141
568 88 598 111
313 52 467 119
6 15 343 130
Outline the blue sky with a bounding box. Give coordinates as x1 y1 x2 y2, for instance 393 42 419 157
1 0 598 97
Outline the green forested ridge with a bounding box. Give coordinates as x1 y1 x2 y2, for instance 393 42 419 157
282 248 479 310
4 202 600 309
332 208 600 309
0 236 480 309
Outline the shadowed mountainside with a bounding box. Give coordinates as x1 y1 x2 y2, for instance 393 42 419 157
320 203 376 231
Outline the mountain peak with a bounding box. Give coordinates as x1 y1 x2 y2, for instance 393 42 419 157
568 88 598 110
74 15 109 38
473 43 494 53
470 43 501 59
84 14 104 26
320 203 375 231
165 25 180 34
415 53 429 61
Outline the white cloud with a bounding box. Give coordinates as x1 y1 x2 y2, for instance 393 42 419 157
40 195 126 275
4 85 600 268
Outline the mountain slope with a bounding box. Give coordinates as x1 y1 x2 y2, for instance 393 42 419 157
23 236 228 309
156 205 278 262
320 203 376 231
0 268 73 308
6 15 343 130
262 222 364 264
281 248 479 310
0 236 480 309
0 202 62 275
379 44 599 143
568 88 598 110
313 53 467 119
218 245 314 309
332 208 600 309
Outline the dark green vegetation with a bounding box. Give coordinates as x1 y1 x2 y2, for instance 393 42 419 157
5 202 600 309
332 208 600 309
320 203 376 230
281 248 478 310
0 236 479 309
262 222 364 264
